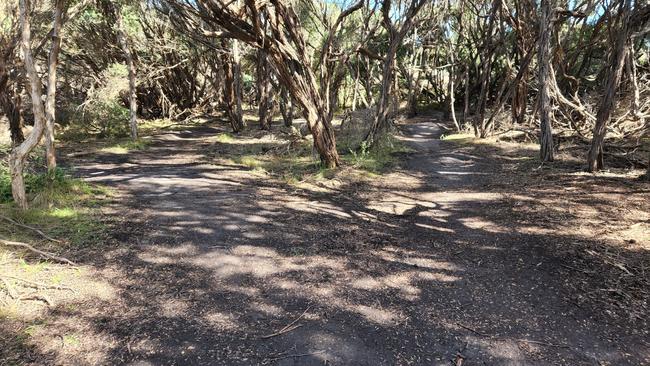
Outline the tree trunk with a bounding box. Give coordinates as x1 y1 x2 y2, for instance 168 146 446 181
12 0 47 209
462 65 470 124
587 0 631 172
279 87 293 127
351 60 360 111
366 42 399 144
365 57 375 107
0 32 24 146
257 49 274 130
220 39 245 133
44 0 64 173
538 0 554 162
232 39 244 128
304 106 339 168
626 49 640 118
405 30 422 119
4 92 24 145
115 4 138 140
448 47 459 132
512 76 528 125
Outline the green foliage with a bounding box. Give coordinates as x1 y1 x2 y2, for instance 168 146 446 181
0 165 10 203
61 63 132 140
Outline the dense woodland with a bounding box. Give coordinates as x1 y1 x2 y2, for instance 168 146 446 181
1 0 649 208
1 0 650 364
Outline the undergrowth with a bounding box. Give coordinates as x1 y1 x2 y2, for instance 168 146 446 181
341 135 412 173
99 138 150 154
214 129 411 185
0 167 111 248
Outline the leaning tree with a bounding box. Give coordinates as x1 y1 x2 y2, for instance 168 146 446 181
161 0 368 168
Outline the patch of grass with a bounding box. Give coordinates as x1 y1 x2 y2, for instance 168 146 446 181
1 167 108 206
17 206 108 248
138 118 208 135
18 259 47 275
23 324 43 337
99 138 150 154
213 132 235 143
440 133 476 144
341 135 413 173
267 156 326 184
0 166 112 248
62 334 80 347
234 155 265 170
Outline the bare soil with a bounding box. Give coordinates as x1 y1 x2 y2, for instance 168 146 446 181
2 115 649 365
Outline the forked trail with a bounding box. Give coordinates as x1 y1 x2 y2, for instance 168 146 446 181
63 117 649 365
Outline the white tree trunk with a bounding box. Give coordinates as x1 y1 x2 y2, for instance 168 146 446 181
12 0 47 209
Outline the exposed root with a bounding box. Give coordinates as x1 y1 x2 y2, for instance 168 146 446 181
1 276 18 298
19 293 54 306
0 238 76 265
0 215 65 244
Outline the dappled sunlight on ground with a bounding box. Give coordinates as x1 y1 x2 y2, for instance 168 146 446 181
3 119 648 365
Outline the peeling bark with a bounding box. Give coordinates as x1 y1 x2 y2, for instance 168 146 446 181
12 0 47 209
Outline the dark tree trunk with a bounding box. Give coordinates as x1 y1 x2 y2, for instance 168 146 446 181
220 39 244 133
257 49 274 130
587 0 631 172
0 27 24 145
538 0 554 162
512 77 528 125
279 87 293 127
44 0 64 172
0 87 24 145
366 0 426 145
366 42 399 144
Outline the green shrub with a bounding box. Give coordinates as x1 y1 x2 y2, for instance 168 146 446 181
0 165 11 203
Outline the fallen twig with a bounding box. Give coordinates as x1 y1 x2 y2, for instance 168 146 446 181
0 238 76 265
457 323 489 337
457 323 569 348
0 215 64 244
269 350 325 362
2 275 76 293
513 338 570 349
261 305 311 339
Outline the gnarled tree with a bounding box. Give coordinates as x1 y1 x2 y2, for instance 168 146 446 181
161 0 367 167
364 0 427 145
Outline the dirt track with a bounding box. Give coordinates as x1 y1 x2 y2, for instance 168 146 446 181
19 117 648 365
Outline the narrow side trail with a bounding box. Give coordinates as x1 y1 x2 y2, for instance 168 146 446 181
50 118 648 365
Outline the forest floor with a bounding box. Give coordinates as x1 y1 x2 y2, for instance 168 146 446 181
1 115 649 365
